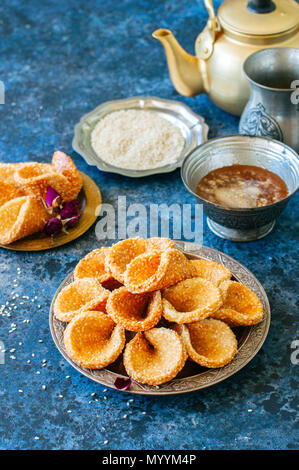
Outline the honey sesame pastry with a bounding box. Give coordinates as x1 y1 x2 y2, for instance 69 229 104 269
123 327 187 385
212 280 264 327
106 287 162 331
0 162 26 184
53 278 110 323
0 196 50 245
191 259 231 286
64 311 125 369
14 162 75 202
0 181 24 207
105 237 175 284
51 151 83 200
162 277 223 324
124 248 197 293
175 319 238 368
73 247 122 290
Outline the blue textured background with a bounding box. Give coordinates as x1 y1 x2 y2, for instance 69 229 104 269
0 0 298 450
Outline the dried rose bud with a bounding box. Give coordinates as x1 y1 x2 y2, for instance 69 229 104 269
114 377 132 390
60 200 80 220
65 214 81 228
46 187 62 208
43 217 63 236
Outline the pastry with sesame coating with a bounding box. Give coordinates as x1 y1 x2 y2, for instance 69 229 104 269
105 237 175 284
123 327 187 385
53 278 110 322
64 311 125 369
106 287 162 331
162 277 223 324
0 196 50 245
191 259 231 286
124 248 197 293
74 247 121 290
212 280 263 327
174 318 237 368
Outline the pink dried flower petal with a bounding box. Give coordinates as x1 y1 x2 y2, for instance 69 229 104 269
114 377 132 390
43 217 63 236
46 187 62 207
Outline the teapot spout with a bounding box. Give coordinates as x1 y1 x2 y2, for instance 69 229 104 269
153 29 204 97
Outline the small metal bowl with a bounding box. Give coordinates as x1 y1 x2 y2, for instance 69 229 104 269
181 135 299 242
72 96 208 178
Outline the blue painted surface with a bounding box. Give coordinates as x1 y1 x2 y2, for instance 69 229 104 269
0 0 298 450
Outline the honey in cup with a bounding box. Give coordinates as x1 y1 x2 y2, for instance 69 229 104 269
196 165 288 209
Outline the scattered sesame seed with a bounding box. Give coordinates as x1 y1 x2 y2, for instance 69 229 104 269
34 436 40 440
103 440 109 445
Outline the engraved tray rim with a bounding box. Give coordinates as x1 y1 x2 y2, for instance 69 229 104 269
49 241 271 395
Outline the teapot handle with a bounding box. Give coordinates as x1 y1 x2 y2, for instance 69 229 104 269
247 0 276 13
195 0 219 60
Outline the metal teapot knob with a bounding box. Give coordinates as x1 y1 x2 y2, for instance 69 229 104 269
247 0 276 13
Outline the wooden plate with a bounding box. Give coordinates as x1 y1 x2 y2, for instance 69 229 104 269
0 172 101 251
49 241 271 395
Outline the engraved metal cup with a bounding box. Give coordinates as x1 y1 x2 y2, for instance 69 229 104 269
239 48 299 153
181 135 299 242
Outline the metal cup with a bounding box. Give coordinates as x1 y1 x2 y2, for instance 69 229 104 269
181 135 299 242
239 48 299 153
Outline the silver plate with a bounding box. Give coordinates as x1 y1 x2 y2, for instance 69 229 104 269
49 242 270 395
72 96 209 178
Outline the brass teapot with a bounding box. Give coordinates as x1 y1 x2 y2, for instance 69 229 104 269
153 0 299 115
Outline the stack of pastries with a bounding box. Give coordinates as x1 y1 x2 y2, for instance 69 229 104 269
53 237 264 386
0 152 82 245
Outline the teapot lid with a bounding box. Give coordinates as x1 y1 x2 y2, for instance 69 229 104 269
218 0 299 37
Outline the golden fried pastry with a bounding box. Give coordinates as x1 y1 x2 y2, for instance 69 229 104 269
191 259 231 286
0 196 49 245
0 162 26 184
124 248 196 293
212 280 263 327
73 247 121 290
123 327 186 385
105 237 175 284
162 277 222 324
52 151 82 200
54 278 110 322
14 161 75 201
64 311 125 369
0 181 24 207
106 287 162 331
175 318 237 368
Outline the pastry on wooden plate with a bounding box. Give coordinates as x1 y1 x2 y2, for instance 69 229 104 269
0 196 49 245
